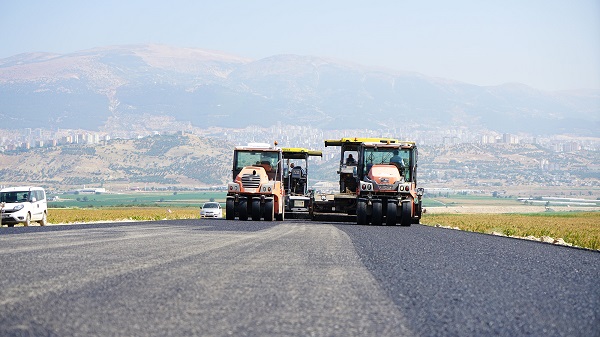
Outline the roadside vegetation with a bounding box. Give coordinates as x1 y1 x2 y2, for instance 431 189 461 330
47 207 201 223
48 191 226 208
422 212 600 250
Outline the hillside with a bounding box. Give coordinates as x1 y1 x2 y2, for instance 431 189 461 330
0 44 598 136
1 135 597 198
418 143 599 193
0 134 233 190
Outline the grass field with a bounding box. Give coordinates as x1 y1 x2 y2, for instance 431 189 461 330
48 191 226 208
422 212 599 250
47 207 202 224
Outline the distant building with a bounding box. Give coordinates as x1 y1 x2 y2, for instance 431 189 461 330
502 133 519 144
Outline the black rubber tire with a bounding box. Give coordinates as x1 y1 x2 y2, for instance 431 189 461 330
24 213 31 227
226 198 235 220
357 199 368 225
371 200 383 226
264 199 274 221
251 199 261 221
238 198 248 221
386 201 397 226
401 201 412 227
412 203 422 224
275 208 285 221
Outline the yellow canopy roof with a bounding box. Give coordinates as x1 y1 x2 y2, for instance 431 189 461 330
281 147 323 159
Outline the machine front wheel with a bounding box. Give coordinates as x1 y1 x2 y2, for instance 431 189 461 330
371 200 383 226
275 209 285 221
264 199 274 221
386 201 397 226
238 198 248 221
226 198 235 220
357 199 368 225
400 201 412 227
251 199 261 221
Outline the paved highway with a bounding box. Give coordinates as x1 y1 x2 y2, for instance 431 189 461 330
0 220 598 336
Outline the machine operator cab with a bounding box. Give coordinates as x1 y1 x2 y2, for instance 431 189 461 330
281 148 322 215
282 148 322 197
232 143 283 183
325 138 417 194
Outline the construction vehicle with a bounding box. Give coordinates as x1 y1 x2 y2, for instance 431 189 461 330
226 142 285 221
281 147 322 218
311 137 424 226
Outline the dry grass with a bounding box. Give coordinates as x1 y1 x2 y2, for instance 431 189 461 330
422 212 600 250
47 207 201 224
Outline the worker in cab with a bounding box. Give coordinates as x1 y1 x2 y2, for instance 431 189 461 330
346 154 356 165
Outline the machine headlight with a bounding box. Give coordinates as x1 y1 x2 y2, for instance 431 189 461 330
13 204 24 211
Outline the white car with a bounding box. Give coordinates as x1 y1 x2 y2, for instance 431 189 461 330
200 202 223 218
0 186 48 227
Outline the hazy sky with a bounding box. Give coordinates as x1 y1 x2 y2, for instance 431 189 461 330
1 0 599 91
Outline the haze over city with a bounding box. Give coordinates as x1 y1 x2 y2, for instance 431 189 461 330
2 0 599 91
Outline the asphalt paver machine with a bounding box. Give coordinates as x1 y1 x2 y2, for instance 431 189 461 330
281 147 322 219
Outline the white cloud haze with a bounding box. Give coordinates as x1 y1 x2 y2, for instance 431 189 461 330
1 0 598 91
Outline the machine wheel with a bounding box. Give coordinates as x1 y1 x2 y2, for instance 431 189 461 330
24 213 31 227
386 201 397 226
275 209 285 221
371 200 383 226
264 199 274 221
400 201 412 227
238 198 248 221
39 212 47 226
356 199 368 225
251 199 261 221
226 198 235 220
412 203 422 224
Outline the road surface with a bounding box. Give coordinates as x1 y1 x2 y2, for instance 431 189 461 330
0 220 598 336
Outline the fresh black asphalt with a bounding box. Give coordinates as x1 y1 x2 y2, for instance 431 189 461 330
0 220 598 336
338 223 600 336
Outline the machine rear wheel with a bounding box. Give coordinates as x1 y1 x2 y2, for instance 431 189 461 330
400 201 412 227
357 199 368 225
264 199 274 221
238 198 248 221
226 198 235 220
251 199 261 221
371 200 383 226
386 201 397 226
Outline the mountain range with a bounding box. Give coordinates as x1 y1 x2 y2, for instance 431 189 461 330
0 44 598 135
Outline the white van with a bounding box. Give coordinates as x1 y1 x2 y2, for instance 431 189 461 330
0 186 48 227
